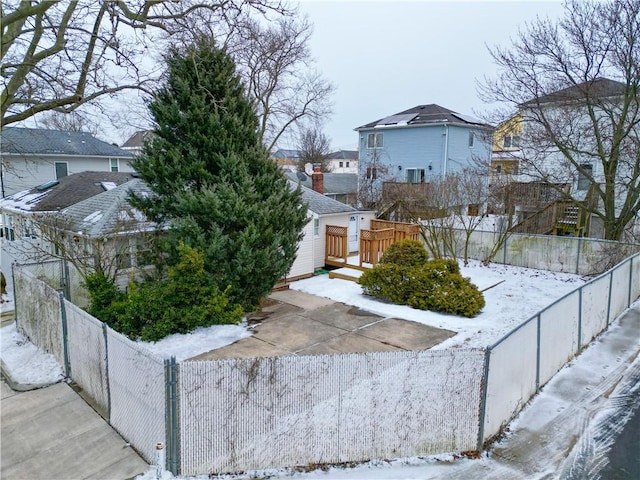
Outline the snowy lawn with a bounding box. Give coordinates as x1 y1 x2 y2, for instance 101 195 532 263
291 259 587 349
0 259 587 387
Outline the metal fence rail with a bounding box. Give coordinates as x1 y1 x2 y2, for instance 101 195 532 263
64 299 109 414
179 349 485 475
480 254 640 444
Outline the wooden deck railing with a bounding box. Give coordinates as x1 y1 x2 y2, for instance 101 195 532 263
371 219 421 242
360 228 395 266
325 225 348 262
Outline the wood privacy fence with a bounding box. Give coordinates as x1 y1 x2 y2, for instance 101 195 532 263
12 243 640 476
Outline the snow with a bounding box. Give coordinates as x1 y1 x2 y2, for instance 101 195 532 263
138 321 252 361
0 323 64 385
291 259 586 348
100 181 118 191
82 210 103 223
0 189 49 212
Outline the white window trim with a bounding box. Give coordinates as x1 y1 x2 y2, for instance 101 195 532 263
468 131 475 148
367 132 384 149
405 168 426 183
110 158 120 172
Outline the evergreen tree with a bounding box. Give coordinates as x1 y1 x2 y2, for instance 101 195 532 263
132 37 307 308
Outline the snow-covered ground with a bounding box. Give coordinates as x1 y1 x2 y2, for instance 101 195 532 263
291 259 586 349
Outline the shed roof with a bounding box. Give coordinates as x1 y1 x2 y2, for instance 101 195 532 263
289 180 357 215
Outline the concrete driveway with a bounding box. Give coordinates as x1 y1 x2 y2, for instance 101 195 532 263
1 380 147 480
191 289 455 360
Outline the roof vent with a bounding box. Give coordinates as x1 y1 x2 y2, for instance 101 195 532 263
36 180 59 191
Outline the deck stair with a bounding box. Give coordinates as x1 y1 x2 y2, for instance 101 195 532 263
328 267 364 283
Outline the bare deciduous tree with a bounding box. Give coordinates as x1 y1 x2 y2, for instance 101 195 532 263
297 126 331 172
228 15 334 152
38 111 99 136
480 0 640 241
1 0 286 128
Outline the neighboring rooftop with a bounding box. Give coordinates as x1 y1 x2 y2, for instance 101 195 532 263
327 150 358 161
60 179 155 237
272 149 302 159
289 180 357 215
521 78 628 107
1 127 134 157
0 171 139 213
285 171 357 195
121 130 154 150
356 104 490 130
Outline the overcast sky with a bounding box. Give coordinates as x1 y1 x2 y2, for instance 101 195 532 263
295 0 565 151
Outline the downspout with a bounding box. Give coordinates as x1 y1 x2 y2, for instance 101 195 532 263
443 124 449 177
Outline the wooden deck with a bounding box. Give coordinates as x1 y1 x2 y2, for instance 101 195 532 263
324 220 421 282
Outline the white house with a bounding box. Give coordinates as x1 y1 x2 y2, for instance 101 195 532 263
1 127 135 197
286 180 375 281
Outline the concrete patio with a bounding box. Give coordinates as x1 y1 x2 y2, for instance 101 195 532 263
189 289 455 360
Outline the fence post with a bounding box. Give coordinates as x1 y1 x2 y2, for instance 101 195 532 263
577 288 583 352
535 314 541 392
628 256 633 307
58 292 71 378
102 323 111 420
576 237 582 274
477 347 492 452
165 356 179 475
11 262 18 326
502 235 508 264
607 272 614 325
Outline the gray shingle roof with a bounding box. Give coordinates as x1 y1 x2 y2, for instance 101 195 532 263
60 179 154 237
327 150 358 160
520 78 628 107
290 180 357 215
285 172 357 195
356 104 491 130
1 127 134 157
121 130 154 149
0 171 140 212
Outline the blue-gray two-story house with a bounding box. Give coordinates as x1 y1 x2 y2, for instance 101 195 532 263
355 104 493 185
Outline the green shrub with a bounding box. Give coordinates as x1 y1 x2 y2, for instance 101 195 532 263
360 264 413 303
407 272 485 317
360 255 484 317
379 239 429 267
426 258 460 275
85 244 244 341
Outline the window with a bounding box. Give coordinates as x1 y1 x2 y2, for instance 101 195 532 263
503 135 520 149
339 161 344 168
495 165 502 174
346 161 350 168
313 218 320 236
367 132 384 149
55 162 68 179
468 131 475 148
115 238 132 269
366 166 378 179
110 158 119 172
577 164 593 191
406 168 425 183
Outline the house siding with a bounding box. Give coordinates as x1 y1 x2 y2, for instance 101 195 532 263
287 219 315 279
2 154 135 196
357 124 492 184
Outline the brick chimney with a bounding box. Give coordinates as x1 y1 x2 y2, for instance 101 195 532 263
311 164 324 194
